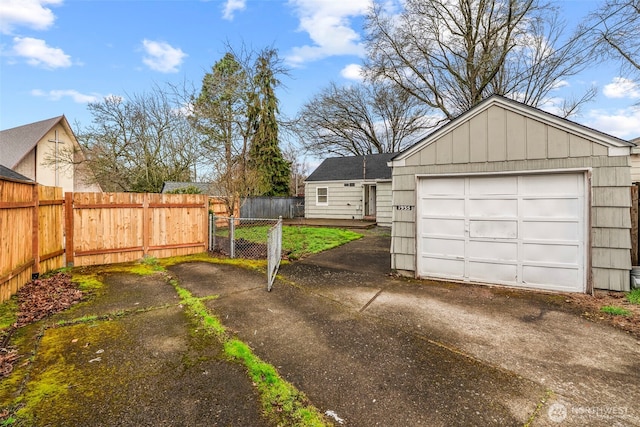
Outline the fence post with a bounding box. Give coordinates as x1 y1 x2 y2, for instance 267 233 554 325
230 215 235 259
142 193 150 257
64 192 74 267
31 185 40 278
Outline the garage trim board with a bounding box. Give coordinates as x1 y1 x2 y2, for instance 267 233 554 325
416 171 588 293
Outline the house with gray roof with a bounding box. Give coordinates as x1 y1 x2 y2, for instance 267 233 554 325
0 164 32 183
0 116 101 193
304 153 395 226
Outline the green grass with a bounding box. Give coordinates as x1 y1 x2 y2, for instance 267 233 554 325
217 225 362 260
0 296 18 331
171 282 329 426
600 305 632 316
627 288 640 305
282 227 362 259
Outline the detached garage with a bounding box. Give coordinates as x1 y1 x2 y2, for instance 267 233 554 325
390 95 634 293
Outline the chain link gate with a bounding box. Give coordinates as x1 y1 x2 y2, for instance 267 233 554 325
209 215 283 291
267 218 282 291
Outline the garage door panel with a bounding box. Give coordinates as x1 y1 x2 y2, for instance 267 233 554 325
523 243 580 264
420 257 464 278
468 261 517 283
469 220 518 239
521 173 580 195
420 177 464 195
421 198 465 216
469 176 517 195
522 265 579 289
522 198 580 218
468 240 517 261
521 221 580 241
422 218 465 236
422 237 465 257
468 198 517 217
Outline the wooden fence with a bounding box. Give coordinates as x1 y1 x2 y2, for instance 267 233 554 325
66 192 209 266
240 196 304 219
1 178 211 303
0 181 64 302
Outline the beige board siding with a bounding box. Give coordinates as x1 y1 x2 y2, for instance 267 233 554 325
631 154 640 182
392 134 632 290
414 105 615 167
376 182 392 227
305 181 365 220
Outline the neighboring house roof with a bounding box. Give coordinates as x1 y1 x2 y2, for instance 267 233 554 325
393 95 634 162
306 152 396 182
0 164 33 182
161 181 219 194
0 116 66 168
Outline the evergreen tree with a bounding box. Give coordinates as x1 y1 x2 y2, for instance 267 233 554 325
248 49 291 196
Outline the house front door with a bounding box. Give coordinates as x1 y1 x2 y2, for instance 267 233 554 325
364 184 376 217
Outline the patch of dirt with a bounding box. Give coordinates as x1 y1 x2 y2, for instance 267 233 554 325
0 273 83 379
210 237 268 260
564 290 640 338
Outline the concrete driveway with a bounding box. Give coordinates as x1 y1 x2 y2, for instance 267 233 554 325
172 229 640 426
7 228 638 426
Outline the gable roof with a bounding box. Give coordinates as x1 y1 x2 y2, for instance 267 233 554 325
393 95 633 162
0 164 33 183
306 152 395 182
0 116 68 168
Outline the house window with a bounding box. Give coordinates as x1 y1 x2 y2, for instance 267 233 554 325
316 187 328 205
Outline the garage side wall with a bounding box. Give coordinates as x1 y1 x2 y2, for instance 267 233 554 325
376 181 392 227
391 105 632 291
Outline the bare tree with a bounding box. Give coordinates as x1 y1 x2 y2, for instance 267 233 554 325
364 0 596 121
77 86 206 193
587 0 640 78
295 80 432 157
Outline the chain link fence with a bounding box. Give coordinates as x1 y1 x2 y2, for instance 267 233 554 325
209 215 281 260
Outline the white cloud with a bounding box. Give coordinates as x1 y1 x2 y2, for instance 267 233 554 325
31 89 100 103
340 63 363 81
0 0 61 35
141 39 187 73
603 77 640 99
286 0 371 66
13 36 71 68
585 106 640 140
222 0 246 20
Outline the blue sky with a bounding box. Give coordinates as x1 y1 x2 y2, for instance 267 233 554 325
1 0 639 146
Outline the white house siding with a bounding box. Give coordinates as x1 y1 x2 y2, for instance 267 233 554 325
391 103 632 292
376 181 392 227
305 181 366 220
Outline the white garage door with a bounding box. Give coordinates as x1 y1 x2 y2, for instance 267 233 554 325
417 173 586 292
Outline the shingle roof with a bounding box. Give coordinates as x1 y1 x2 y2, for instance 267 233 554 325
0 116 65 168
306 152 395 182
0 164 33 182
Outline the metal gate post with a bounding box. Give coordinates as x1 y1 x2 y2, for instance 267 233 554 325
230 215 235 259
209 213 214 250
